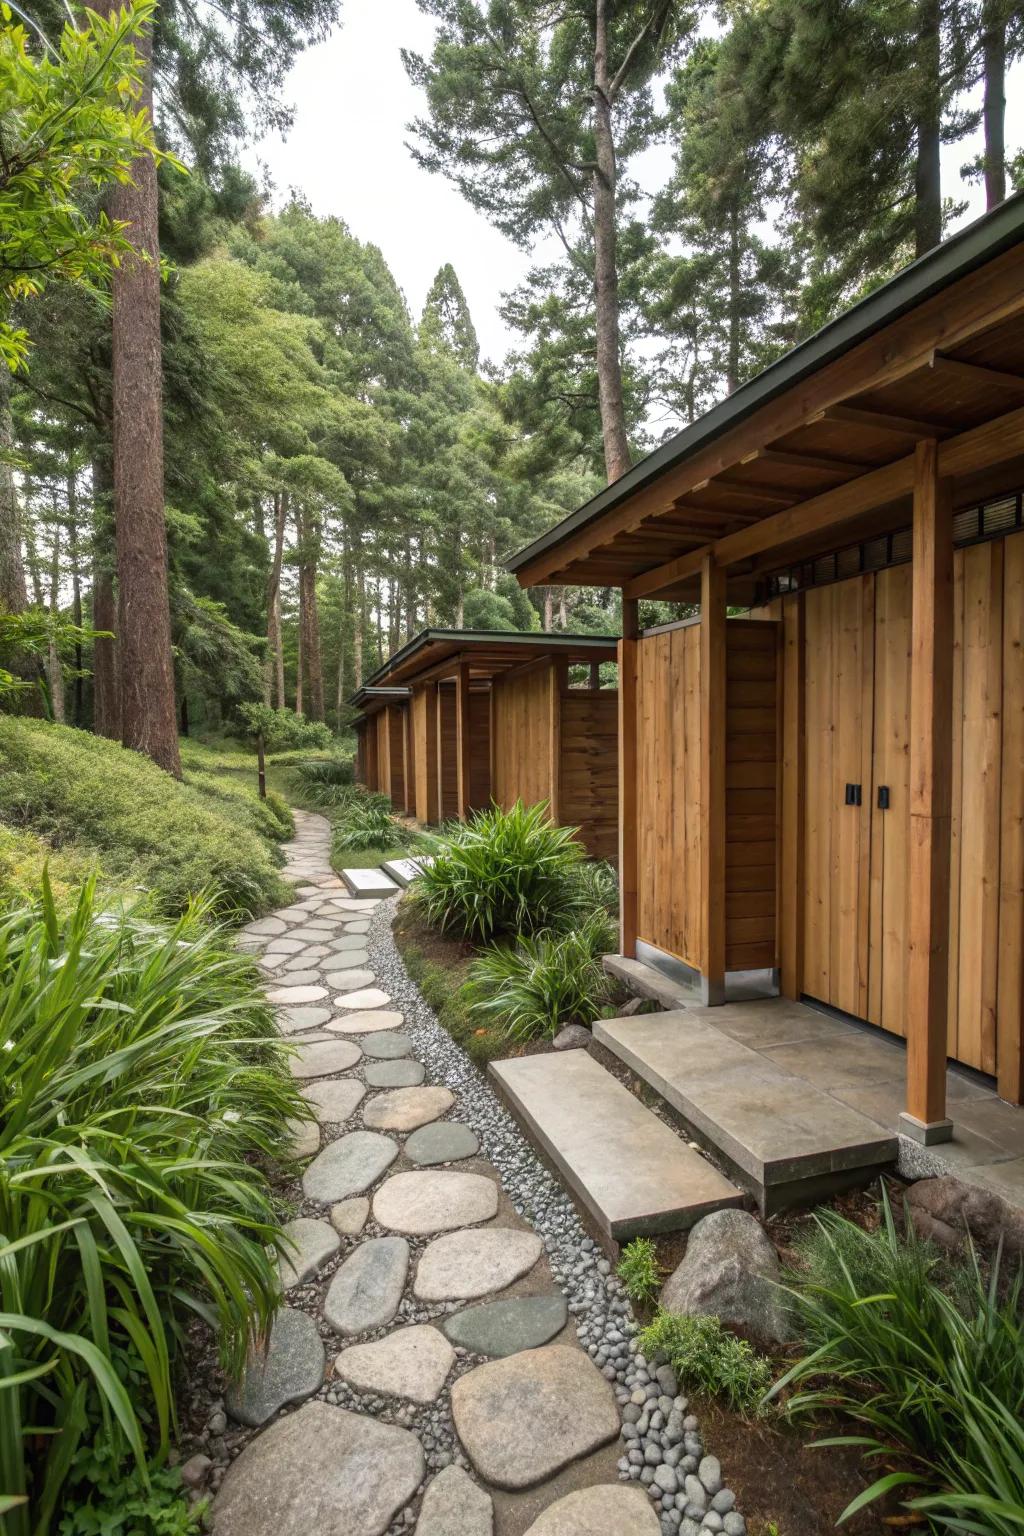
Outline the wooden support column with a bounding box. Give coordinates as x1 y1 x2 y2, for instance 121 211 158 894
700 555 727 1005
779 593 805 999
402 705 415 816
456 662 472 820
902 439 954 1144
549 657 566 824
434 682 446 823
618 599 640 958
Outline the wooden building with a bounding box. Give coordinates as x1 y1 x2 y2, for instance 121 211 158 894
353 630 619 859
508 193 1024 1138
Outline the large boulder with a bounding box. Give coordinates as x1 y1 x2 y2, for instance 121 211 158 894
660 1208 788 1344
904 1175 1024 1258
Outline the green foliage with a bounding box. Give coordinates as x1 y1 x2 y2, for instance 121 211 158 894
0 607 107 712
399 943 504 1070
331 793 410 855
0 717 288 917
289 753 356 807
465 912 612 1042
0 878 303 1533
774 1190 1024 1525
639 1312 774 1417
617 1238 664 1307
236 703 333 752
58 1443 202 1536
412 800 587 943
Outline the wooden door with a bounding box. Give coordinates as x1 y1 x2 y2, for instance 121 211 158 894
867 566 911 1036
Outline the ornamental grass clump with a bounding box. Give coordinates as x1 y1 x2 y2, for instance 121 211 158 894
331 791 410 854
0 878 305 1533
465 911 612 1042
290 753 355 807
639 1311 773 1416
617 1237 664 1307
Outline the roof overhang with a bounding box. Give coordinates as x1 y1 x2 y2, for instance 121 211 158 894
350 685 411 723
354 629 619 693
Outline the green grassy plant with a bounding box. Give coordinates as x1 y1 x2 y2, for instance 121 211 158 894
289 754 355 808
774 1190 1024 1525
464 912 612 1042
331 796 411 856
617 1238 664 1307
0 879 305 1533
639 1311 773 1416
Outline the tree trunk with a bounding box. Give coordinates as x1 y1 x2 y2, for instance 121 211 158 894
982 0 1006 209
726 202 741 396
543 587 554 629
353 567 364 687
180 692 189 736
91 452 121 739
913 0 943 256
106 16 180 775
296 503 324 720
0 367 28 613
266 490 287 707
592 0 632 484
47 517 65 722
68 471 84 724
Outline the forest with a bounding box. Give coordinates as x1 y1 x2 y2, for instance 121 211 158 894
1 0 1021 767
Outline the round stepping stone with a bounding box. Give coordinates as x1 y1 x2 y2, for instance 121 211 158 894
329 1010 404 1034
339 921 370 935
523 1487 660 1535
323 1236 410 1335
364 1059 425 1089
285 925 332 942
303 1131 398 1202
360 1030 414 1059
276 969 321 987
405 1120 479 1166
450 1344 619 1491
323 951 370 970
213 1401 424 1536
332 988 391 1011
363 1087 455 1133
265 936 307 954
302 1078 366 1124
267 983 328 1005
374 1170 497 1234
333 1324 455 1404
242 917 286 936
329 933 368 951
291 1038 362 1079
330 1197 370 1237
278 1216 341 1287
225 1308 325 1428
443 1294 568 1357
287 1115 320 1159
279 1005 335 1036
414 1228 544 1301
415 1466 493 1536
324 969 377 993
284 948 330 967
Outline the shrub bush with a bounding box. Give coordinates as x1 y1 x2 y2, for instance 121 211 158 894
331 792 410 855
236 702 333 751
465 912 612 1042
617 1237 664 1307
774 1190 1024 1525
0 879 305 1533
412 800 587 942
0 718 289 918
639 1311 773 1416
290 753 355 807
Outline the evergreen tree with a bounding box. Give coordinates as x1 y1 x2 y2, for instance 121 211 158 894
421 264 480 371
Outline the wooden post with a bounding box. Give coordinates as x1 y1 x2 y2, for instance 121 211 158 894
902 439 954 1143
434 682 446 823
589 660 601 690
256 732 266 801
700 555 727 1005
549 657 566 824
779 594 805 998
456 662 472 820
402 704 416 817
618 599 640 958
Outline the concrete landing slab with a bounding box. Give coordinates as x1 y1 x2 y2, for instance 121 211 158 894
341 868 398 898
490 1050 742 1241
594 1011 897 1213
381 858 422 887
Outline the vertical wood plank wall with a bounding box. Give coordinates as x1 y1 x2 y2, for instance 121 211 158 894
437 685 459 820
725 623 779 971
411 685 438 823
560 690 619 861
492 664 553 809
468 692 491 810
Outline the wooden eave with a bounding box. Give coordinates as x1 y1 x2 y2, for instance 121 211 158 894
358 630 619 692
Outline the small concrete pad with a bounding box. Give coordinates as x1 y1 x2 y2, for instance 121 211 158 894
360 1030 414 1059
450 1345 619 1491
443 1294 568 1358
414 1228 544 1301
491 1050 743 1240
364 1087 455 1133
329 1010 405 1034
324 1236 410 1335
374 1170 497 1234
213 1401 424 1536
415 1466 493 1536
225 1308 325 1427
406 1121 480 1166
365 1059 425 1088
334 1324 455 1404
522 1486 661 1535
303 1131 399 1202
341 868 398 898
332 988 391 1011
278 1216 340 1287
302 1078 366 1124
290 1038 362 1078
381 858 422 887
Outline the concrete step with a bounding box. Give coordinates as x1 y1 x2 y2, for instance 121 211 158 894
381 858 423 888
603 953 697 1011
340 868 399 898
594 1010 897 1214
489 1049 743 1244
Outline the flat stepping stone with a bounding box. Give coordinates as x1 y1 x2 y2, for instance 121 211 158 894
330 1197 370 1236
242 917 286 936
328 933 369 951
334 1324 455 1404
330 1010 404 1034
284 946 331 965
339 921 370 935
303 1078 366 1124
414 1228 544 1301
284 925 334 942
330 897 383 912
361 1030 414 1059
213 1401 424 1536
374 1170 497 1234
365 1059 425 1089
303 1131 399 1202
381 858 422 887
341 868 398 897
287 1115 320 1159
225 1309 325 1428
450 1344 619 1491
443 1295 568 1357
323 1236 410 1335
405 1121 479 1166
278 1216 341 1287
332 988 391 1010
522 1486 661 1535
265 937 306 955
280 1006 335 1035
414 1466 493 1536
322 951 370 971
277 969 321 987
364 1087 456 1133
324 968 377 992
291 1038 362 1079
267 983 329 1005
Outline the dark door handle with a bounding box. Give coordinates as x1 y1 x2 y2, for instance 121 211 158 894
878 785 890 810
845 783 862 806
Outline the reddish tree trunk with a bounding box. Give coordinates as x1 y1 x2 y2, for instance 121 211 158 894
91 453 121 739
592 0 632 483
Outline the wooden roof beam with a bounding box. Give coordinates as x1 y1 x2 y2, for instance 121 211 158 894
929 352 1024 392
810 403 951 438
690 477 796 509
740 446 872 474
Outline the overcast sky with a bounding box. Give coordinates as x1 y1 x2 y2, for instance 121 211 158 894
241 0 1024 370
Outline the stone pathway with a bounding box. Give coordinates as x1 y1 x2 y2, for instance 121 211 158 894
210 812 741 1536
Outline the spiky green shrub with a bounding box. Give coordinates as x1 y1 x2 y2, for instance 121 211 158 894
773 1191 1024 1526
618 1238 664 1307
465 912 611 1042
412 800 588 942
290 754 355 807
331 796 410 854
0 879 304 1533
640 1312 773 1416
